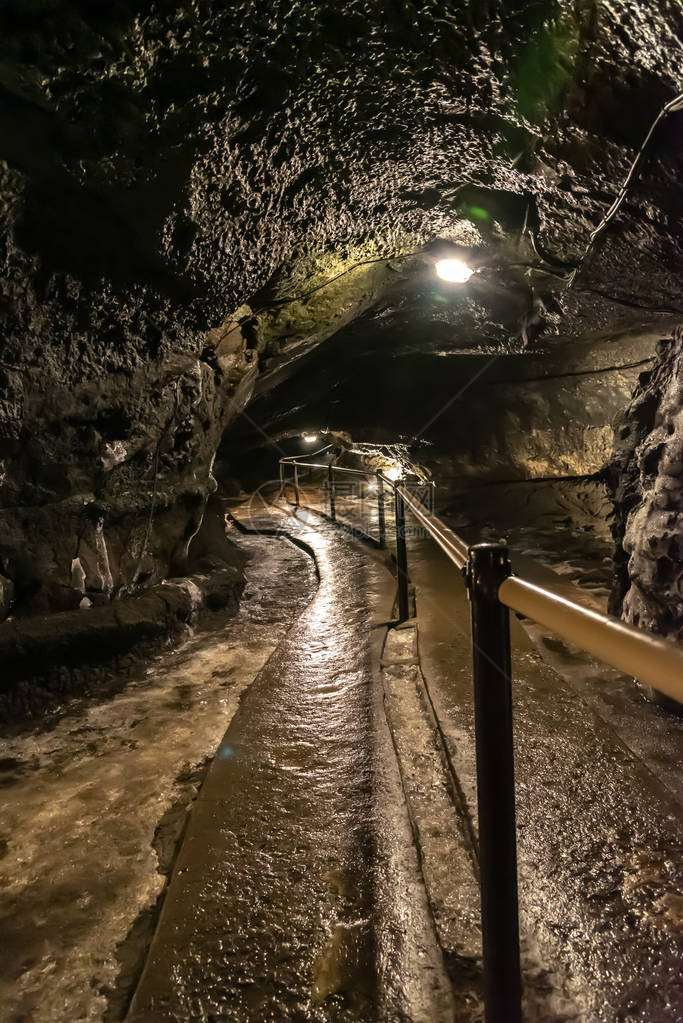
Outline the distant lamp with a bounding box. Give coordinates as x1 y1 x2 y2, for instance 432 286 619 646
435 258 473 284
367 481 378 492
384 464 402 482
302 433 318 444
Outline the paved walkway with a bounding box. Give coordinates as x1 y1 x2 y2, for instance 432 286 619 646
127 502 452 1022
127 493 683 1022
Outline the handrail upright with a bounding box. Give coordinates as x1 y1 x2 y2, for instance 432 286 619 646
394 482 410 622
376 473 386 549
328 465 336 521
467 543 521 1023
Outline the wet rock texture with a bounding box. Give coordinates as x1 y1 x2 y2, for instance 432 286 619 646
0 345 237 615
0 526 316 1023
0 498 247 719
1 0 682 613
609 327 683 642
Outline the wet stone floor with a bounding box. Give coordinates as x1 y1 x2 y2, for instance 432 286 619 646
125 502 421 1022
2 491 683 1023
0 529 316 1023
289 489 683 1020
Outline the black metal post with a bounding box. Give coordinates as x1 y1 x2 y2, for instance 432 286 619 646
293 465 300 507
467 543 521 1023
376 473 386 548
328 465 336 521
394 484 410 622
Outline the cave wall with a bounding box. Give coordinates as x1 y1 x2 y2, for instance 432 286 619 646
609 327 683 642
1 0 682 616
0 352 229 612
421 334 659 488
419 330 670 539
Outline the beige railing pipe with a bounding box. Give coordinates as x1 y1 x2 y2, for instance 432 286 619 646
395 484 469 570
499 576 683 705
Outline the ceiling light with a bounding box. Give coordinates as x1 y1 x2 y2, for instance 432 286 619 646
435 258 473 283
302 433 318 443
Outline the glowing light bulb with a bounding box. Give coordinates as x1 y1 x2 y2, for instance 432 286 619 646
367 481 378 492
302 433 318 444
384 464 401 482
435 258 473 283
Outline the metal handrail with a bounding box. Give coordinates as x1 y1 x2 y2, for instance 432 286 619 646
397 481 683 706
280 454 683 704
396 482 469 570
499 576 683 702
283 459 370 476
280 443 334 462
279 450 683 1022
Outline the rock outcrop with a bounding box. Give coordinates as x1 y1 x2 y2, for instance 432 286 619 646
0 572 13 619
0 351 232 613
609 327 683 644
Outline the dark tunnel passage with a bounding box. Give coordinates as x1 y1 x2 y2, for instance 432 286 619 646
1 1 683 1021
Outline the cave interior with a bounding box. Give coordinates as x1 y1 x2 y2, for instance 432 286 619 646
1 1 683 1020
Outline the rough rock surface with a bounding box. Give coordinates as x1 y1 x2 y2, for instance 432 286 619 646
0 496 246 717
609 327 683 642
0 572 13 620
0 1 682 614
0 352 235 610
0 561 245 721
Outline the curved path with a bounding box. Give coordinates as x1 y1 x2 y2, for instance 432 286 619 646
127 493 683 1023
127 502 453 1022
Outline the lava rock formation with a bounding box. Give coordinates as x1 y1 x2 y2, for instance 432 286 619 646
0 0 681 629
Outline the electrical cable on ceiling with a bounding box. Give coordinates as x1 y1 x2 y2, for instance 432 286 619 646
569 88 683 287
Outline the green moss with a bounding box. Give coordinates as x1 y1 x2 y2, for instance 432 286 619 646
459 203 491 225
